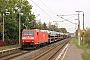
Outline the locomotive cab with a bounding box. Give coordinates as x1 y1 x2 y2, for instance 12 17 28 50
21 29 48 49
22 29 38 49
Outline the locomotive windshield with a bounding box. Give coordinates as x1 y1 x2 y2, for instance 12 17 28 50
23 31 34 36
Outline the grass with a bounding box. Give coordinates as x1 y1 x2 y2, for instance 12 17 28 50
0 44 21 51
72 38 87 50
82 52 90 60
72 38 90 60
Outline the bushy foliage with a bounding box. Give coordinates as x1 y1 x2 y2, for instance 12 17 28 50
0 0 35 45
84 28 90 46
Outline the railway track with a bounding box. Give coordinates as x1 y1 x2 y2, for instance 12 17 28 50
0 49 31 60
0 38 71 60
11 38 71 60
33 38 70 60
0 47 20 54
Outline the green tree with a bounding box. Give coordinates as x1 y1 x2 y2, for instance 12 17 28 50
58 28 67 33
47 22 52 30
42 22 47 30
0 0 35 44
36 21 42 29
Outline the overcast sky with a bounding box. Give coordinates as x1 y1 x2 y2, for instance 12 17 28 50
28 0 90 33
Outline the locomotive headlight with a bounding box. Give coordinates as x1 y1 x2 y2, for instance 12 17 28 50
32 40 34 42
23 40 25 42
30 37 34 40
22 37 26 39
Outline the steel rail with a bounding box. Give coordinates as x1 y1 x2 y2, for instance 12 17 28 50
33 38 70 60
47 38 70 60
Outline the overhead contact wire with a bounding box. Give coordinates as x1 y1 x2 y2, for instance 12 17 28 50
39 0 56 15
31 0 54 20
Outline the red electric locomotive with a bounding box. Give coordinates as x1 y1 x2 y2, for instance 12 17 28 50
21 29 48 49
